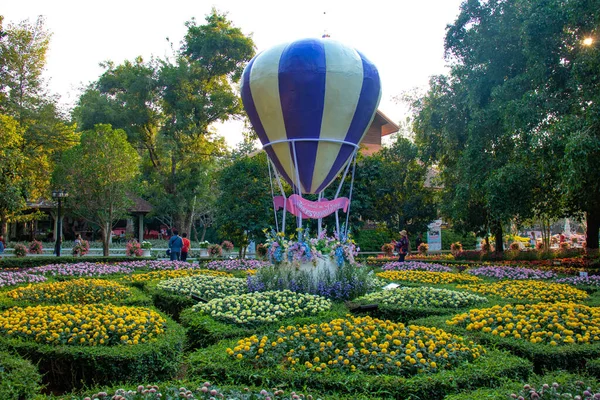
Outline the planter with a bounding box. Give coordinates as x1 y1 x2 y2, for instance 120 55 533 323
142 249 152 257
200 248 208 257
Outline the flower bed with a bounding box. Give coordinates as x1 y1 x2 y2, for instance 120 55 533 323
555 275 600 287
2 278 133 305
356 287 487 309
466 266 556 280
0 304 166 346
193 290 331 325
121 268 233 285
227 315 485 376
381 261 453 273
0 271 47 288
457 280 589 302
30 262 134 277
205 259 270 271
156 275 247 300
376 270 481 285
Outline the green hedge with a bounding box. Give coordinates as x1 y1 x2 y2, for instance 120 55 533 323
180 303 349 350
187 341 531 399
347 303 491 323
148 284 197 321
409 315 600 374
354 228 396 252
1 315 185 392
0 351 43 400
0 256 154 269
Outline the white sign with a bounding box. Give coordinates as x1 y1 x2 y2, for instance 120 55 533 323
427 219 443 251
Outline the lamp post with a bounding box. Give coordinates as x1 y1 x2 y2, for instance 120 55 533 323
52 189 68 257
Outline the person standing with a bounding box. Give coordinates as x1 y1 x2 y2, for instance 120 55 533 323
395 230 409 262
530 231 536 248
0 236 4 258
181 232 191 261
168 229 183 261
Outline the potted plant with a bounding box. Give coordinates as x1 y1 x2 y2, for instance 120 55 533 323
381 243 394 257
450 242 463 256
141 241 152 257
13 243 27 258
221 240 234 255
28 240 44 255
126 240 143 257
73 240 90 257
417 243 429 255
207 243 222 258
198 240 210 257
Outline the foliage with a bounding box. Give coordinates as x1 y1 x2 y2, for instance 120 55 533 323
353 227 396 252
355 287 487 309
457 281 589 303
227 315 485 376
376 270 481 285
53 124 141 256
0 350 42 400
12 243 27 257
156 275 247 300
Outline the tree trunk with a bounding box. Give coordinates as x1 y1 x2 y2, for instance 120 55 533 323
201 224 207 242
102 223 111 257
492 220 504 253
586 208 600 251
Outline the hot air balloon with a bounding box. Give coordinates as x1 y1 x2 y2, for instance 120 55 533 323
241 37 381 235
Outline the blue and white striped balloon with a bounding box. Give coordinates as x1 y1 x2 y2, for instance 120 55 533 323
241 38 381 194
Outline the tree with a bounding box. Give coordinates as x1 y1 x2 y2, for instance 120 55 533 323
73 10 255 234
54 124 141 256
0 115 28 232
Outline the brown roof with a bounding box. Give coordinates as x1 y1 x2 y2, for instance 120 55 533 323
373 110 400 137
127 195 153 214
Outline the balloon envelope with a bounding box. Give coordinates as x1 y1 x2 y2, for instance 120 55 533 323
241 38 381 194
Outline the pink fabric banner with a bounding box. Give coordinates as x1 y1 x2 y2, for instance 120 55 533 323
273 194 349 219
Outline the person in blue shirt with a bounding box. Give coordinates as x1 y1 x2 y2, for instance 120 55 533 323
168 229 183 261
0 237 4 258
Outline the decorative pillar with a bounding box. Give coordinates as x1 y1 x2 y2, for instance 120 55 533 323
138 214 144 243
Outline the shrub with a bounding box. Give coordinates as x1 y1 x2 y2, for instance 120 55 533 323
126 241 143 257
418 243 429 255
28 240 43 255
381 243 394 257
208 244 222 257
457 280 589 302
376 270 481 285
12 243 27 258
0 351 42 400
193 290 332 326
354 228 395 252
441 230 477 250
454 250 482 261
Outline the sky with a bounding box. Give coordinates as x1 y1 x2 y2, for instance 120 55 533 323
3 0 465 148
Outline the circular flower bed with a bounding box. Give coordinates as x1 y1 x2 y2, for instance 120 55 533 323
448 303 600 345
457 280 589 302
31 263 134 277
376 270 481 285
156 275 247 300
356 287 487 309
227 315 485 376
466 266 555 280
121 269 233 284
555 275 600 287
3 278 132 304
381 261 453 273
205 259 271 271
0 271 47 288
0 304 166 346
193 290 332 325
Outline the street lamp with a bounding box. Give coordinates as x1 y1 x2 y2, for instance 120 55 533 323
52 189 68 257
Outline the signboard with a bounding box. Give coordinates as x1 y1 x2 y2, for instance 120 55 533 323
273 194 349 219
427 219 443 251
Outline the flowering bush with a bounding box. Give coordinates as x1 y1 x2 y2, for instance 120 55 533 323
356 287 487 309
448 302 600 346
0 304 166 346
382 261 453 273
376 270 481 285
28 240 44 254
417 243 429 255
198 240 210 248
0 271 47 288
205 259 270 271
457 280 589 303
30 262 134 277
126 241 143 257
141 241 152 250
82 383 318 400
227 315 485 376
450 242 463 255
466 266 556 280
510 381 600 399
156 275 247 300
381 243 394 257
73 240 90 256
221 240 234 251
121 269 232 284
208 244 222 258
3 278 132 304
193 290 332 325
555 275 600 287
13 243 27 257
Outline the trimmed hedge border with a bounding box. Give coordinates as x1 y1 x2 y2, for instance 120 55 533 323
409 314 600 374
0 256 154 270
187 341 531 399
180 303 348 349
148 284 197 321
0 350 43 400
0 313 185 392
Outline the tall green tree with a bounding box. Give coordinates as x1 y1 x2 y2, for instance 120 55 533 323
54 124 141 256
73 10 255 234
0 115 28 231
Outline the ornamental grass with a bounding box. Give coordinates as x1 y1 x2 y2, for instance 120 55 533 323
448 303 600 345
156 275 247 300
3 278 132 304
356 286 487 309
376 270 481 285
121 268 233 284
193 290 332 325
457 280 589 303
227 315 485 376
0 304 166 346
